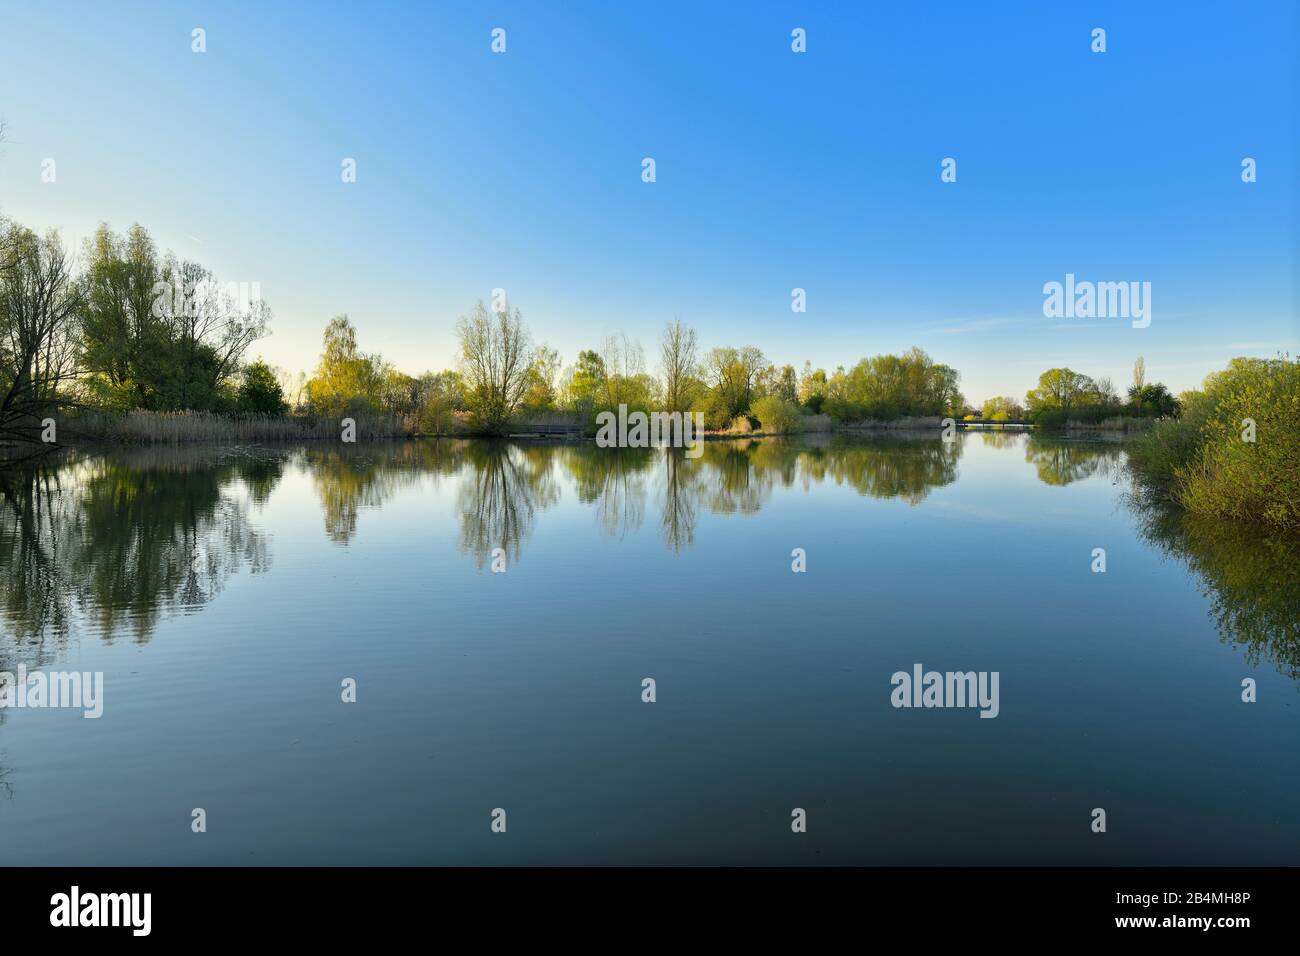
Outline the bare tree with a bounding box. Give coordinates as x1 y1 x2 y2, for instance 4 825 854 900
1132 356 1146 391
659 318 697 412
599 332 645 408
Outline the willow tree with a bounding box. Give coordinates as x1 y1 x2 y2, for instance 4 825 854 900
0 223 83 443
79 223 269 411
305 315 385 416
659 319 698 413
457 301 533 434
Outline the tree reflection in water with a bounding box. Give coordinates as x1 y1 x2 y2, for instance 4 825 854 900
3 434 1294 692
1130 494 1300 682
1024 435 1125 487
0 447 280 647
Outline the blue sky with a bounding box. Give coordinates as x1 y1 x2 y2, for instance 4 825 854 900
1 0 1296 404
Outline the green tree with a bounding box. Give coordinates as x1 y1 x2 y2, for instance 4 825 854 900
819 348 958 421
981 396 1024 420
752 394 801 433
1025 368 1094 416
798 361 828 413
457 301 534 433
519 344 562 413
1127 382 1179 418
79 223 268 411
0 224 82 441
236 360 288 415
704 345 766 419
305 315 385 415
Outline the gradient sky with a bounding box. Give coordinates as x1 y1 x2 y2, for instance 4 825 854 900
1 0 1296 404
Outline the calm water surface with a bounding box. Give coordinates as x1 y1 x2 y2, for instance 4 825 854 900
1 433 1297 864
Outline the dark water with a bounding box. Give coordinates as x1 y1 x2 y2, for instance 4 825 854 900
1 433 1297 865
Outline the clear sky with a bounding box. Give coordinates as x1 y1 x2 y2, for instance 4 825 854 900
1 0 1296 405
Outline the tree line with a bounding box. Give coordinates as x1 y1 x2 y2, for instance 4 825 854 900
1009 357 1179 428
1 219 282 443
301 304 971 436
2 216 1184 443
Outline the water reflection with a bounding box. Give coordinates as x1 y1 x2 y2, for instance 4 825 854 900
457 442 561 569
305 440 466 544
0 448 278 646
1132 496 1300 681
1024 436 1125 486
1 434 1295 690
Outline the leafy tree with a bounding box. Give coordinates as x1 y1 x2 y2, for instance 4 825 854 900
0 223 83 441
798 361 828 413
981 396 1024 420
564 350 606 411
79 223 163 408
413 370 466 434
305 315 385 416
774 361 795 403
1025 368 1094 416
1127 382 1179 418
820 347 958 420
598 333 651 411
704 345 766 419
236 359 288 415
79 223 268 411
519 344 562 414
457 301 533 433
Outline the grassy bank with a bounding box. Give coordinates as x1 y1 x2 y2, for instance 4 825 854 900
1127 357 1299 532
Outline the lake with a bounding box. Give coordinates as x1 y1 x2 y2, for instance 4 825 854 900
1 432 1297 865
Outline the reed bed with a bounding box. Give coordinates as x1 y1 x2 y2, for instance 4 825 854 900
62 410 409 445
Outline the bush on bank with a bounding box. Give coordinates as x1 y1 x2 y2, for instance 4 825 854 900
1127 357 1300 532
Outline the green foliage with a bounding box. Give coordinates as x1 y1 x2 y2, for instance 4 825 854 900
1025 368 1125 427
412 371 467 434
820 347 959 421
1126 382 1180 418
0 222 82 440
79 223 269 413
981 396 1023 420
798 362 828 413
236 360 288 415
457 302 534 434
305 315 386 416
702 345 767 421
1128 357 1300 531
1134 500 1300 680
691 388 733 431
751 394 801 433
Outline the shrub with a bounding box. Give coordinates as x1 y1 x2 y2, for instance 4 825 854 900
752 395 801 433
1128 357 1300 531
691 390 733 431
1029 407 1070 431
